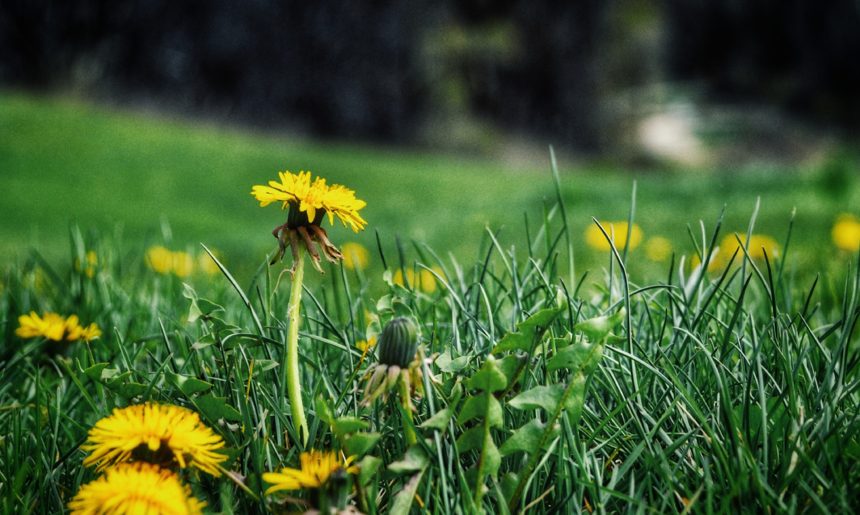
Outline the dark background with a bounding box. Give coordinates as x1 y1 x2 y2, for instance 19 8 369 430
2 0 859 153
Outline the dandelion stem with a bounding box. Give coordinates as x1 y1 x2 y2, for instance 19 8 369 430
286 245 308 445
398 375 417 446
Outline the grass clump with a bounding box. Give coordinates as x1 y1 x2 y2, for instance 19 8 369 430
1 165 858 514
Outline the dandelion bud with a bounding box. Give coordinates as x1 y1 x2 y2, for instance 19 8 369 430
377 317 419 368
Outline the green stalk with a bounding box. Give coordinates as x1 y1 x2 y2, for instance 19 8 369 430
286 246 308 445
399 375 418 446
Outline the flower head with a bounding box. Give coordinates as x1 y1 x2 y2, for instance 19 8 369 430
720 233 779 261
251 170 367 272
362 317 427 408
82 403 226 476
644 236 673 262
16 312 101 342
341 242 370 270
393 266 443 294
69 462 205 515
832 214 860 252
263 450 358 495
585 221 643 252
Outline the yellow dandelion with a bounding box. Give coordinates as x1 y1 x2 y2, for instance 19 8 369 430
82 403 226 476
252 170 367 233
644 236 673 262
341 242 370 270
832 214 860 252
198 252 221 275
147 246 174 275
356 336 377 353
263 450 359 495
68 462 205 515
75 251 98 278
15 312 101 342
393 266 442 294
585 221 644 251
171 251 195 278
720 233 780 261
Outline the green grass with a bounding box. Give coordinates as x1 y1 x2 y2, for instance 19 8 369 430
1 91 859 281
0 92 859 513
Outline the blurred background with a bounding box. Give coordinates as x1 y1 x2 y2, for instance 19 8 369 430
1 0 859 278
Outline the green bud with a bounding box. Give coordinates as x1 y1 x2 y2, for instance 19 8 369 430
377 317 419 368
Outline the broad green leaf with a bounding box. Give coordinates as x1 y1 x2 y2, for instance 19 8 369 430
456 426 485 454
459 395 503 427
388 470 424 515
518 304 565 331
509 385 565 412
357 455 382 486
547 341 604 373
496 354 527 385
477 435 501 479
344 432 380 457
196 394 242 422
333 416 369 436
314 396 334 425
492 332 532 353
167 372 212 396
435 351 471 373
500 418 558 456
82 362 108 382
388 445 429 474
575 309 624 341
419 407 454 432
493 302 566 353
467 356 507 393
501 472 520 503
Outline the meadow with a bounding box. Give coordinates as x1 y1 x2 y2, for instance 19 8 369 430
1 92 859 513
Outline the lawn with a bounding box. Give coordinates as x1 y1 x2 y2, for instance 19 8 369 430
1 92 859 514
1 91 858 280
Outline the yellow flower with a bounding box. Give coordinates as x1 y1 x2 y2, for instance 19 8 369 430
342 242 370 270
82 403 227 476
198 252 221 275
644 236 672 262
585 221 643 251
75 251 98 278
263 450 359 495
832 214 860 252
171 251 194 278
147 246 174 275
356 336 377 353
15 312 101 342
719 233 780 261
393 266 442 294
252 170 367 233
68 463 205 515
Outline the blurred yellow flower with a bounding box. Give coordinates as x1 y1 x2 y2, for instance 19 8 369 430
147 246 213 277
720 233 780 261
68 463 204 515
74 251 98 278
171 251 194 278
393 266 443 293
342 242 370 270
832 214 860 252
585 221 643 251
16 311 100 342
644 236 672 262
198 252 221 275
356 336 377 353
263 450 358 495
146 246 174 275
82 403 226 476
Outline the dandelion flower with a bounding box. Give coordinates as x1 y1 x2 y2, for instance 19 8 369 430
68 462 205 515
171 251 195 278
251 170 367 272
644 236 672 262
832 214 860 252
75 251 98 278
585 221 643 251
393 266 443 294
82 403 226 476
341 242 370 270
355 336 377 353
147 246 175 275
15 312 101 342
720 233 779 261
263 450 358 494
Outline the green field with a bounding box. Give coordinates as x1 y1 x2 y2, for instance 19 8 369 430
1 92 859 513
2 92 858 281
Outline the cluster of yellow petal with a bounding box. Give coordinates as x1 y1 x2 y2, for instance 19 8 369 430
146 246 219 277
252 171 367 232
263 450 359 494
16 311 101 342
393 266 443 294
68 463 205 515
341 242 370 270
832 214 860 252
585 221 644 252
74 251 99 278
644 236 673 262
82 403 227 477
689 232 780 273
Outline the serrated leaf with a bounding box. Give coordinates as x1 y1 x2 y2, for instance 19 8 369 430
496 354 527 385
388 445 429 474
196 394 242 422
467 356 507 393
456 426 485 454
344 432 380 457
576 309 624 341
500 418 558 456
547 340 605 374
493 303 565 353
357 455 382 486
83 362 109 382
106 380 147 398
435 351 471 373
314 396 334 425
168 372 213 396
459 395 503 427
333 416 369 436
492 332 532 353
478 435 501 479
509 385 565 412
388 470 424 515
501 472 520 503
419 407 454 432
518 304 566 331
